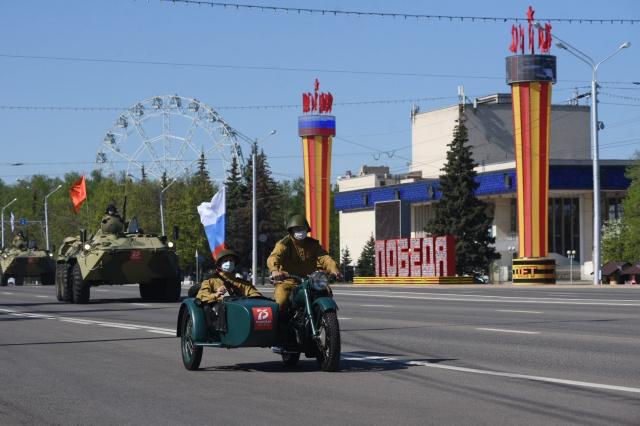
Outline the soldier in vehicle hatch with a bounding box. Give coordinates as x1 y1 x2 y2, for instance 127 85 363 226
12 231 27 250
100 204 124 234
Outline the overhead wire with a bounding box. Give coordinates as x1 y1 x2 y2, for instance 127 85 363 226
160 1 640 25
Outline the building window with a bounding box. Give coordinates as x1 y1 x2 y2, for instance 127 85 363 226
548 198 580 261
510 198 517 233
411 203 433 237
604 196 624 221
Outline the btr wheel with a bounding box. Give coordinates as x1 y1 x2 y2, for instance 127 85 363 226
55 264 73 302
181 309 202 371
163 278 181 302
281 352 300 367
0 268 5 286
55 265 64 301
71 262 90 304
315 310 341 372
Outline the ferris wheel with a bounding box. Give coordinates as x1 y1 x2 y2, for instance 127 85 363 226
96 94 247 182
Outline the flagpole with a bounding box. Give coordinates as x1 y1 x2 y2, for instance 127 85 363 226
252 142 257 287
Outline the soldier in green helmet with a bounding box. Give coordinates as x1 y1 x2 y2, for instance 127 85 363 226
12 231 27 250
267 214 340 317
196 249 262 304
100 204 124 234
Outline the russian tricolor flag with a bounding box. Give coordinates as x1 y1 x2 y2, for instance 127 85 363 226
197 187 226 259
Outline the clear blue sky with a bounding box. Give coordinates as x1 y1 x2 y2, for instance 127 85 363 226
1 0 638 184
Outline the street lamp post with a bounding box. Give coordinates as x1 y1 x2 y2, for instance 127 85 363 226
1 198 18 249
552 33 630 286
44 184 62 251
160 179 177 236
567 250 577 284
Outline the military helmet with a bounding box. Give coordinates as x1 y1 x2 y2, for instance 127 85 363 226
214 249 240 266
286 214 311 232
105 204 118 215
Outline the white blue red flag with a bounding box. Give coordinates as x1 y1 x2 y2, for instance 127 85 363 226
197 187 226 259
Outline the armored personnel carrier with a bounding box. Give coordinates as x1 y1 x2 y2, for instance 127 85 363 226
0 244 55 286
56 213 181 304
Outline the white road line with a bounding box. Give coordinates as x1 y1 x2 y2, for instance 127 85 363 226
94 289 109 292
496 309 543 314
341 353 640 394
132 303 151 307
361 304 395 308
332 290 640 306
2 292 13 295
477 328 539 334
147 330 175 335
35 295 50 299
338 317 352 320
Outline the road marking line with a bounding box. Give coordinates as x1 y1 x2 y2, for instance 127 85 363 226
361 304 395 308
341 352 640 394
333 290 640 306
132 303 151 307
147 330 175 335
477 328 539 334
94 289 109 292
496 309 543 314
338 317 352 320
2 292 13 295
35 295 50 299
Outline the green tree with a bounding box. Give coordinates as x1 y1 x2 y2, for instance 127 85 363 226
622 157 640 262
340 246 353 281
601 218 625 263
356 235 376 277
425 114 499 277
225 155 250 260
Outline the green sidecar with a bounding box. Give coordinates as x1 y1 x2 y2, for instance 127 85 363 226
176 272 341 372
177 297 280 370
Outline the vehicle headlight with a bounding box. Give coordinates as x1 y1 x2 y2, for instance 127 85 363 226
48 253 53 257
310 272 329 291
83 243 91 251
167 241 174 248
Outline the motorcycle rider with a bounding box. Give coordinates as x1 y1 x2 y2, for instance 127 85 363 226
12 231 27 250
196 249 262 304
100 204 124 234
267 214 340 318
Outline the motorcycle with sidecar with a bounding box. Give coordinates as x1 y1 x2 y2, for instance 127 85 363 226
176 272 341 371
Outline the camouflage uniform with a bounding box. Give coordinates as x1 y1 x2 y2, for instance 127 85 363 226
267 234 339 315
100 214 124 234
196 272 262 303
12 234 26 250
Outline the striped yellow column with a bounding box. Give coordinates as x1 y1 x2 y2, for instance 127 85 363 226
507 54 556 284
298 115 335 250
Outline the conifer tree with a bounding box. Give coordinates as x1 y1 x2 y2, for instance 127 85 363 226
425 114 499 277
340 247 353 281
356 235 376 277
225 155 250 261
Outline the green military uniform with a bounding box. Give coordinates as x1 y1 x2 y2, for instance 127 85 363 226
100 214 124 234
267 234 339 315
196 271 262 304
12 234 26 250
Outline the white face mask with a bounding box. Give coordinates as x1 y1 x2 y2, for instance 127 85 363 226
293 231 307 241
220 260 235 273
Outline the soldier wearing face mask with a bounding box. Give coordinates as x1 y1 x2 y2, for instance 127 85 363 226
196 249 262 304
267 215 340 317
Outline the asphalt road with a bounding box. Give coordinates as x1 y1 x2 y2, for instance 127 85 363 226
1 283 639 425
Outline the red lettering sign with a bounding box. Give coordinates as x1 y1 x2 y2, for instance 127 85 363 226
375 236 456 278
252 307 273 330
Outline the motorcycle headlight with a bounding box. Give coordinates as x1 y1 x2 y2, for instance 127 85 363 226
83 243 91 251
310 272 329 291
167 241 174 248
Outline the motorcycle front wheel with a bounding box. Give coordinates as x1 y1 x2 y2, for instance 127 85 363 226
315 310 341 372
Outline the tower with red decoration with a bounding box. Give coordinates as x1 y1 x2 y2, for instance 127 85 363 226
298 80 335 250
507 7 556 284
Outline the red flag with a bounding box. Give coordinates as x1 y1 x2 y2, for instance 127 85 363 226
69 176 87 214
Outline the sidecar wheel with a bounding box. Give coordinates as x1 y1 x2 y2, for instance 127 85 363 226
181 309 202 371
315 310 341 372
281 352 300 367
